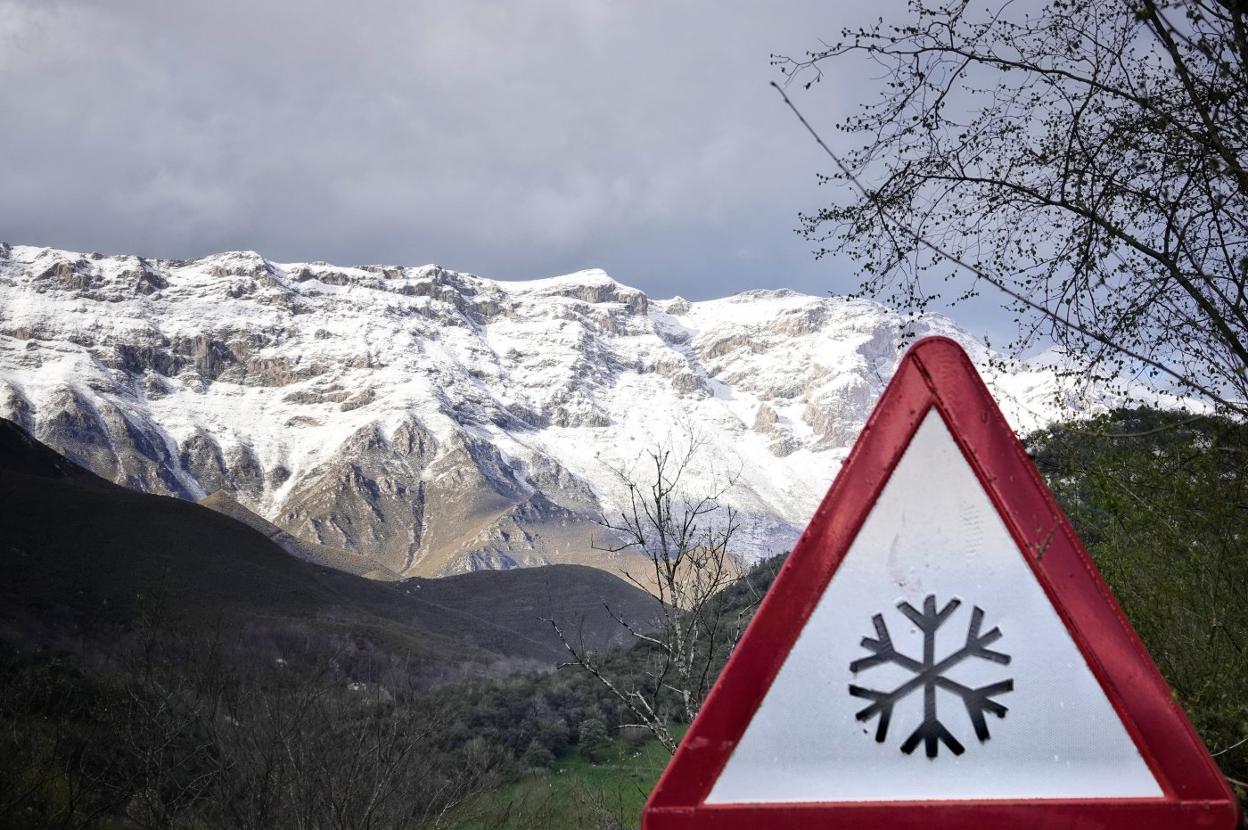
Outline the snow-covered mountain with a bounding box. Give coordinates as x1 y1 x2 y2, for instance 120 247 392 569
0 243 1093 578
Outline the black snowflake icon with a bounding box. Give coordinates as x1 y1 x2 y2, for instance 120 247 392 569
848 595 1014 758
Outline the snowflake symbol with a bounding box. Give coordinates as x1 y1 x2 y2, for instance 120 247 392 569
848 594 1014 758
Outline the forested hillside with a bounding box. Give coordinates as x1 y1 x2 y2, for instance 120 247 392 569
0 409 1243 828
1028 409 1248 798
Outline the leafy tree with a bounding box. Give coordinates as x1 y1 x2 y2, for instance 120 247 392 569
578 717 610 764
1027 410 1248 795
521 739 556 770
775 0 1248 413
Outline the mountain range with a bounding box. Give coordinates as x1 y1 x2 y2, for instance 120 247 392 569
0 243 1101 579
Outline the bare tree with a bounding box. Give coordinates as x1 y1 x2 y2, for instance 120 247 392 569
201 643 493 830
0 617 496 830
548 427 758 753
774 0 1248 414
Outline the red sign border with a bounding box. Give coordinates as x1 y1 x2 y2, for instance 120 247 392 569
642 336 1238 830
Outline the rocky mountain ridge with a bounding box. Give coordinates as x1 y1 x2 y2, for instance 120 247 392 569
0 243 1102 577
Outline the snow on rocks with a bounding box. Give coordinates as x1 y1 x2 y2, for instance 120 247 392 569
0 244 1115 577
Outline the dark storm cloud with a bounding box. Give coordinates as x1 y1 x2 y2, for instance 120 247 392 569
0 0 904 300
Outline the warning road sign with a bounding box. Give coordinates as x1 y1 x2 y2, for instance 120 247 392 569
642 336 1238 830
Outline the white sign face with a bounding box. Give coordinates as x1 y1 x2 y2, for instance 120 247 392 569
706 410 1163 804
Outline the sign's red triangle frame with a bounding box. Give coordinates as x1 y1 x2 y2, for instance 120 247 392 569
642 337 1238 830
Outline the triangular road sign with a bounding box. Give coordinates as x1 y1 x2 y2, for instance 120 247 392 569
642 337 1238 830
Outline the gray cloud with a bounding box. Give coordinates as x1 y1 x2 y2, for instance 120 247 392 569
0 0 926 306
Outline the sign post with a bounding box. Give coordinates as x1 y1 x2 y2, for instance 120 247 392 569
642 336 1238 830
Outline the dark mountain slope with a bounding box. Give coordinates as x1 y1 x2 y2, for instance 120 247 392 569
0 418 657 672
400 565 661 658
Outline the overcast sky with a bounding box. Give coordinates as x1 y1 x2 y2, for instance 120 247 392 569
1 0 958 312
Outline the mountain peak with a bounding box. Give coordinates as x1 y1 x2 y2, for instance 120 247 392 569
489 267 648 314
